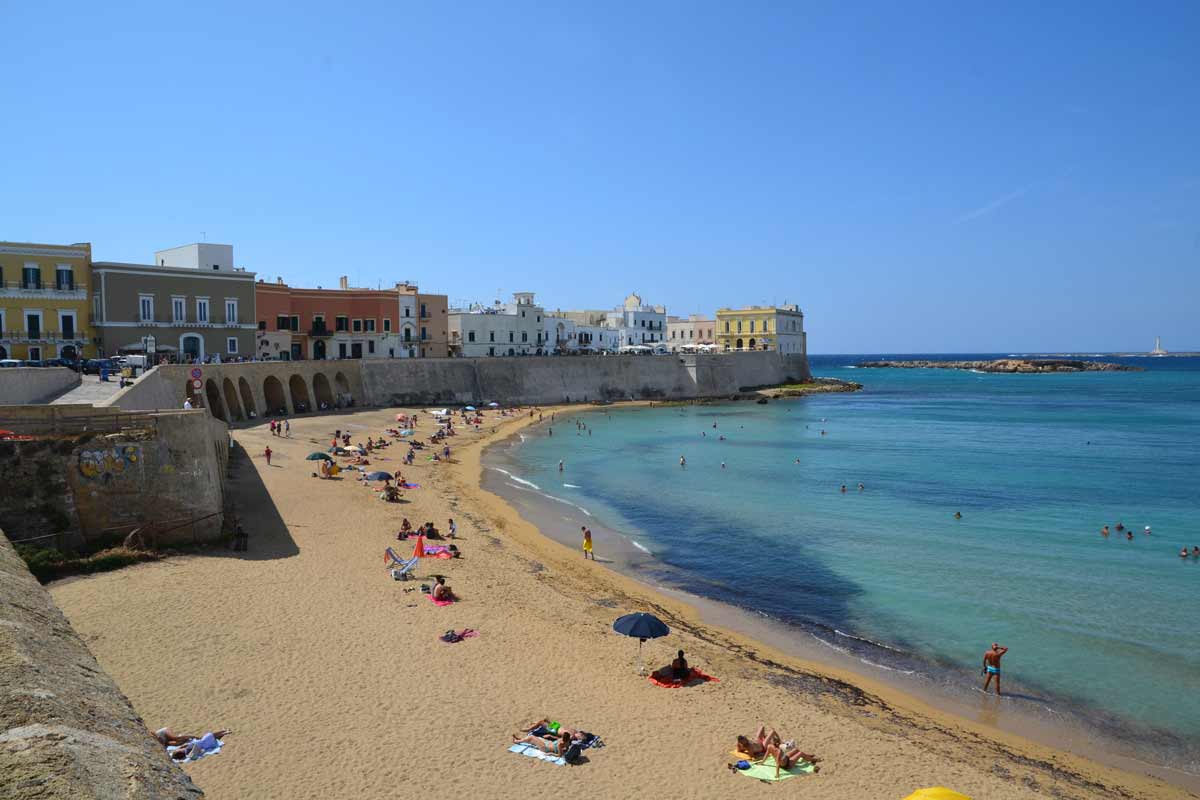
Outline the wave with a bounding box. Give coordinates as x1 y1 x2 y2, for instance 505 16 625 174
488 466 540 491
834 629 907 654
812 633 916 675
631 540 652 554
563 483 582 488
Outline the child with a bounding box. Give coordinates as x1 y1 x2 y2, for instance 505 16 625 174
264 445 272 466
448 518 457 538
582 526 593 560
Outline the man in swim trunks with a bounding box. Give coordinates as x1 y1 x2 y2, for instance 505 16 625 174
982 642 1008 695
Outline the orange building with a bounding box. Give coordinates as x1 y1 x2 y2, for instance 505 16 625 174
254 276 447 360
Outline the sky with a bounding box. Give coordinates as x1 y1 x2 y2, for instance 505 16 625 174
2 1 1198 353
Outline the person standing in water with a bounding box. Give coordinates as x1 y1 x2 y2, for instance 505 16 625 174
582 526 594 560
1101 525 1110 537
679 456 686 467
982 642 1008 695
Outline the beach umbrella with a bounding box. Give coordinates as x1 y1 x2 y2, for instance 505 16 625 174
412 533 425 558
365 471 393 481
464 405 476 411
306 452 333 461
612 612 670 674
488 402 500 407
903 790 972 800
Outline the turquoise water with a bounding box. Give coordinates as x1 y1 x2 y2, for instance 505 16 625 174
489 355 1200 771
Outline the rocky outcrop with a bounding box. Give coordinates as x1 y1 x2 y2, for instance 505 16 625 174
0 530 202 799
856 359 1141 373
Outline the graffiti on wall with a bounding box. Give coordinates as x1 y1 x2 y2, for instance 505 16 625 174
78 445 142 482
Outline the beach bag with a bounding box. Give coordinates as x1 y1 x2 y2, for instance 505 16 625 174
736 760 751 770
564 742 584 765
440 629 463 643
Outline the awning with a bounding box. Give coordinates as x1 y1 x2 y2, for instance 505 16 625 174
121 342 178 352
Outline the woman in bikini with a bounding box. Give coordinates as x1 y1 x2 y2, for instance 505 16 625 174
512 729 572 756
763 731 820 777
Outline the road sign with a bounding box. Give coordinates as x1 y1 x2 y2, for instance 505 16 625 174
190 368 202 379
192 378 202 389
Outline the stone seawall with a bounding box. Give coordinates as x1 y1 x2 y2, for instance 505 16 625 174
106 353 810 416
0 367 80 405
0 530 202 798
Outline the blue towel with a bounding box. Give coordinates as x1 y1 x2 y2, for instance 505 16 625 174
167 733 223 763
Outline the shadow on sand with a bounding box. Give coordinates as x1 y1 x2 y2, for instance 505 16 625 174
210 440 300 561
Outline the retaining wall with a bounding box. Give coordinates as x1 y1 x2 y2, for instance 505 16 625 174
105 352 810 415
0 530 203 798
0 367 80 405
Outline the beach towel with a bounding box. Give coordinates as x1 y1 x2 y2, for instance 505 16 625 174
508 742 566 766
167 733 223 763
430 594 455 606
736 755 816 782
648 668 719 688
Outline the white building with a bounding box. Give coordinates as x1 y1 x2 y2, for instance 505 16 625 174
449 292 547 357
397 283 418 358
155 243 234 272
605 293 666 346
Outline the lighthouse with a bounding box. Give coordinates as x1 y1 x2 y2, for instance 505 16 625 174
1150 336 1168 356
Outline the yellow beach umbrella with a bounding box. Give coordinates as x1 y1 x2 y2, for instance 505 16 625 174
903 789 972 800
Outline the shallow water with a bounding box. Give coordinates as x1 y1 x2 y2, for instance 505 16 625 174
486 354 1200 775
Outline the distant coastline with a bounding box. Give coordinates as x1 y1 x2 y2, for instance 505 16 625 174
856 358 1142 373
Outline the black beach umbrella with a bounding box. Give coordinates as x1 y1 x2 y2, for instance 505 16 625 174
306 452 333 461
613 612 670 674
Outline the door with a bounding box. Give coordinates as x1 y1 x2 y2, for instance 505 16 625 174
338 342 347 359
181 335 201 361
351 342 363 359
291 343 303 360
313 339 326 360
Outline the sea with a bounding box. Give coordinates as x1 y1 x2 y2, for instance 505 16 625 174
481 354 1200 783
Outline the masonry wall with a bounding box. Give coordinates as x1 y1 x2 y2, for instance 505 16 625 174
0 367 80 404
0 530 203 798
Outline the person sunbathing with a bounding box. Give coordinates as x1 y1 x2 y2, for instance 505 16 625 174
155 727 231 747
512 730 572 755
431 576 456 602
763 731 821 777
400 518 413 534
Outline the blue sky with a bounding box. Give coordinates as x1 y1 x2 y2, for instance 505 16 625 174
2 1 1198 353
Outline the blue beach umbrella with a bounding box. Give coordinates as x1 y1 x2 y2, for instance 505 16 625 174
464 405 477 411
613 612 670 673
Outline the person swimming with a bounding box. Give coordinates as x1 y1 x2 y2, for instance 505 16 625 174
1101 525 1110 537
840 484 847 493
1144 525 1152 535
1182 547 1190 559
679 456 686 467
954 511 962 520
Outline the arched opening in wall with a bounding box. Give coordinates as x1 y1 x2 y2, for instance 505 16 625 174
60 344 77 360
313 373 334 410
238 377 257 418
222 378 244 420
185 379 199 406
289 374 311 413
334 371 350 405
0 345 6 359
748 338 756 350
264 375 286 415
205 379 227 421
735 338 744 350
313 339 327 360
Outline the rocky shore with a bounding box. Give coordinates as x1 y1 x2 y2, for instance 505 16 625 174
857 359 1142 373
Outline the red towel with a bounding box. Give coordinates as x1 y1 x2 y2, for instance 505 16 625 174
648 668 718 688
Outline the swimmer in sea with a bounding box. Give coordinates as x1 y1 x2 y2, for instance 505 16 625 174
1126 530 1133 541
820 430 826 436
1194 546 1200 558
1115 522 1124 532
840 484 847 493
1182 547 1190 559
954 512 962 520
721 462 726 469
680 456 686 467
1101 525 1110 537
1144 525 1152 535
558 460 564 472
858 483 865 491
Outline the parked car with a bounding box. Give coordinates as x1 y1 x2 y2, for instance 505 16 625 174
82 358 117 375
0 359 23 368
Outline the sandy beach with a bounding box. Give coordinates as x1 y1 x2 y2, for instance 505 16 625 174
49 406 1193 800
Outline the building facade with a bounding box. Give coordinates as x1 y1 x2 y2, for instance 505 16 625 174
0 241 94 361
449 292 547 357
715 304 806 354
605 293 666 346
414 289 449 359
91 244 258 361
667 314 716 351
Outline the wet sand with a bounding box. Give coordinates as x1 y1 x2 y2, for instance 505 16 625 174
50 406 1193 799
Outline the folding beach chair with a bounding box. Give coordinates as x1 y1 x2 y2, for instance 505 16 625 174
385 548 419 580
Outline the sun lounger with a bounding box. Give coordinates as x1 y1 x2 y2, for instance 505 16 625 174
385 549 418 578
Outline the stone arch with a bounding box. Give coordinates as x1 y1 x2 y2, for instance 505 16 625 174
238 376 257 418
313 373 334 409
263 375 286 414
222 378 244 420
288 374 311 413
313 339 327 360
334 371 350 396
205 378 227 421
735 338 744 350
748 338 756 350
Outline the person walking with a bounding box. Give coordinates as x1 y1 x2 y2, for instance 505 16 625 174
264 445 272 466
269 419 277 436
283 419 290 437
582 526 594 560
982 642 1009 695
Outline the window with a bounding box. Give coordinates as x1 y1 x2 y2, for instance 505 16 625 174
421 326 428 340
173 297 186 323
508 331 514 343
724 321 730 332
61 313 75 339
383 318 391 332
404 307 411 317
521 331 528 342
25 312 41 338
23 264 41 289
196 298 209 323
92 294 100 320
289 315 300 332
258 320 266 330
403 328 411 342
750 320 756 333
488 347 495 356
365 319 376 333
468 331 476 342
420 303 427 318
521 310 525 318
335 316 349 332
227 337 238 354
489 331 495 342
225 299 238 324
56 265 74 290
536 315 541 323
353 319 362 332
139 295 154 322
277 315 289 331
736 321 742 333
368 340 375 354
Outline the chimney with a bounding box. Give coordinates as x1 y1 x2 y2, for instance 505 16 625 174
276 277 284 285
339 276 349 290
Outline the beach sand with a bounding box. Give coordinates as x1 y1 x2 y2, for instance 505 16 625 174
50 406 1191 799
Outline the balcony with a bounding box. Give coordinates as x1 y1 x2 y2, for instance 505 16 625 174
1 330 84 343
0 280 87 300
308 325 332 338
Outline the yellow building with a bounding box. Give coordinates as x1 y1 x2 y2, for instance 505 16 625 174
715 304 806 354
0 241 95 362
